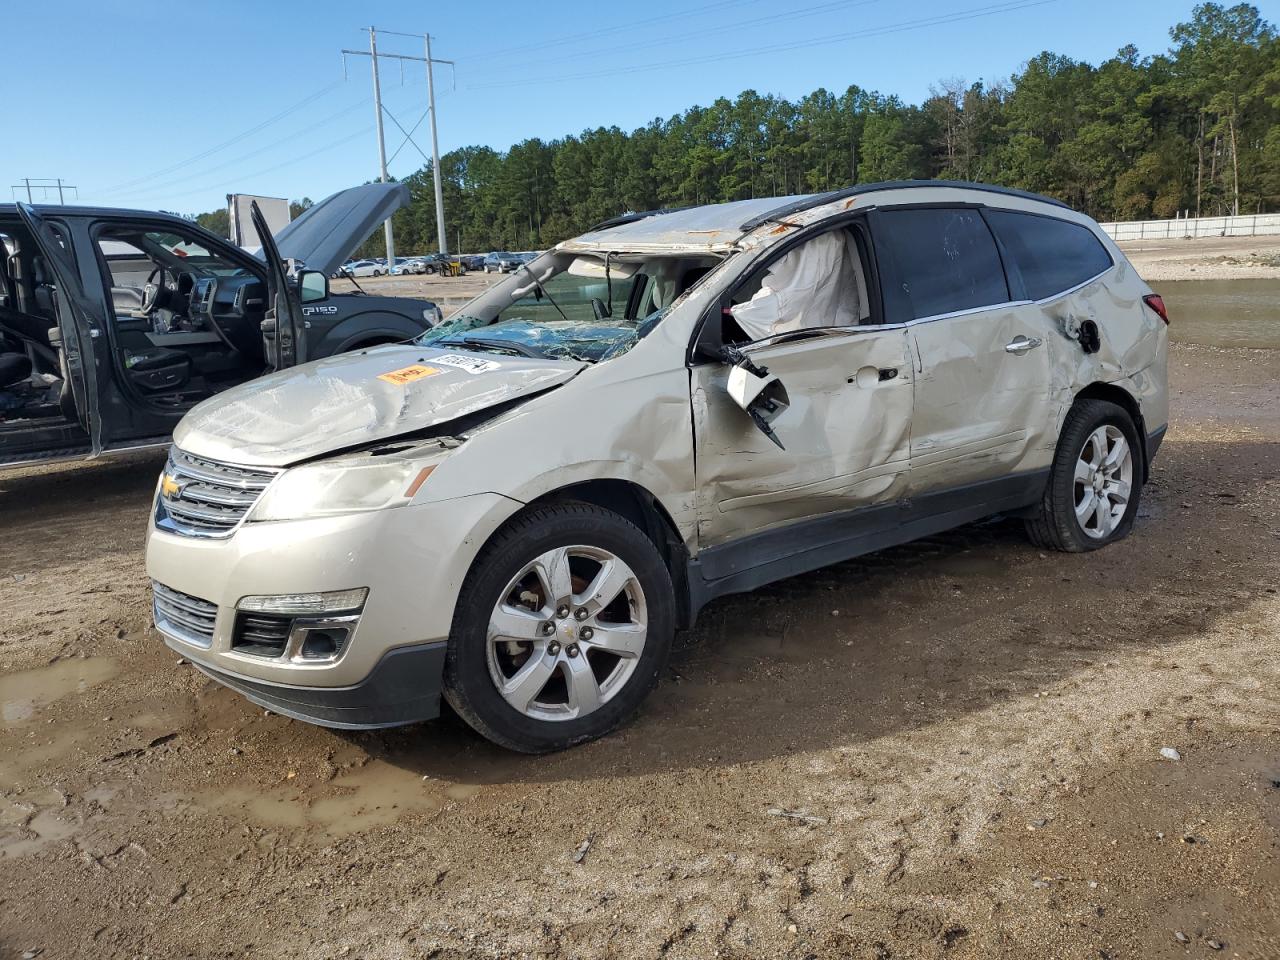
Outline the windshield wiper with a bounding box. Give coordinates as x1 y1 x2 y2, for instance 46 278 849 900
436 337 547 359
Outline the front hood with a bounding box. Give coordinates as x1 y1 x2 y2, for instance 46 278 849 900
271 182 411 278
174 345 584 467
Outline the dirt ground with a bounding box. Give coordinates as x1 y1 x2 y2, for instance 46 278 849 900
1 338 1278 959
1113 235 1280 282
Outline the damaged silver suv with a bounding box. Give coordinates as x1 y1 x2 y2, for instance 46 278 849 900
146 181 1169 752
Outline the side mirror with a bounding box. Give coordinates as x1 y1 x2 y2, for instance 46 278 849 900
298 270 329 304
723 346 789 450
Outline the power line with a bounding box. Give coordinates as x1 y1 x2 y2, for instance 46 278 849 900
107 79 433 205
454 0 765 64
467 0 1059 89
117 127 375 207
95 80 346 195
462 0 889 75
106 97 371 202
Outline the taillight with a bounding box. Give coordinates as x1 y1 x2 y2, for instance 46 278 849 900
1143 294 1170 324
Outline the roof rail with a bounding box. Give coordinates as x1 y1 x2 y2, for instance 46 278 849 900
739 179 1068 230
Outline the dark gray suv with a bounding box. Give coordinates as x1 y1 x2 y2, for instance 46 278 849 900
0 184 441 468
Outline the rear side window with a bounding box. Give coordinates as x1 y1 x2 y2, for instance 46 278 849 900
876 208 1009 320
985 210 1112 301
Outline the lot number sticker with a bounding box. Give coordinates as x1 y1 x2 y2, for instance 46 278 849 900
377 364 440 385
431 353 501 374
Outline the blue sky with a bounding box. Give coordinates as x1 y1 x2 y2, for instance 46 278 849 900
6 0 1272 215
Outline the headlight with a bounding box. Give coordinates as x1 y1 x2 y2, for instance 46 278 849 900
249 454 438 522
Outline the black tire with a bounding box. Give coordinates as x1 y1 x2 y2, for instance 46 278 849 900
1025 398 1142 553
443 502 674 753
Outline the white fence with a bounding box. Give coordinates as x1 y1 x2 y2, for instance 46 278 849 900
1100 213 1280 242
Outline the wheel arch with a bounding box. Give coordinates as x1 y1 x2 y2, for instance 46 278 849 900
339 334 403 353
465 478 694 631
1072 381 1148 483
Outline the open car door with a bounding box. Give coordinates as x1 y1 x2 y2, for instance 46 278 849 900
15 203 101 452
251 201 306 369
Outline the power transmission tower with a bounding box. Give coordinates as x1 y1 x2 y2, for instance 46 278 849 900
343 28 454 261
10 178 78 204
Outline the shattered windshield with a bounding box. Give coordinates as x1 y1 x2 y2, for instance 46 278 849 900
417 253 717 363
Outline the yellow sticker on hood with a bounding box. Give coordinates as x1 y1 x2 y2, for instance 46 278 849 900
378 364 440 385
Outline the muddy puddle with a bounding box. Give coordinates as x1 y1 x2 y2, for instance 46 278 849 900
202 759 484 836
0 656 118 726
1162 278 1280 348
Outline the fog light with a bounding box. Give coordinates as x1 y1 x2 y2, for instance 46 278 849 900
238 588 368 616
298 626 352 660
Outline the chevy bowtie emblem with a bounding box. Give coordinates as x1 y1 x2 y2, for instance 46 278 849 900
160 474 184 499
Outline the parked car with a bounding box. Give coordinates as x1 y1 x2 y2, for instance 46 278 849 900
460 254 486 272
341 259 385 278
0 182 442 468
390 257 429 276
483 252 522 273
145 180 1169 752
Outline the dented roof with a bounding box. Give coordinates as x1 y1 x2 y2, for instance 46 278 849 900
557 180 1071 255
562 195 812 254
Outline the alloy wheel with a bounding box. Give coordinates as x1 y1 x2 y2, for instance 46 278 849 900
1074 424 1133 539
485 545 648 722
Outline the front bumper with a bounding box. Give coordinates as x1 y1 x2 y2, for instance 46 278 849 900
165 634 447 729
145 491 521 708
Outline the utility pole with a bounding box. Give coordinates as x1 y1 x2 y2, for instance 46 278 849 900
368 27 395 270
348 30 453 257
425 34 448 256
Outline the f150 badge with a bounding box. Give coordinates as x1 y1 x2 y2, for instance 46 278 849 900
302 305 339 316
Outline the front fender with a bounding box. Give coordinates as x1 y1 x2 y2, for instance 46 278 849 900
417 361 700 547
310 309 430 356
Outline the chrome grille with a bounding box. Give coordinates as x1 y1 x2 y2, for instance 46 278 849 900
152 581 218 648
155 448 278 538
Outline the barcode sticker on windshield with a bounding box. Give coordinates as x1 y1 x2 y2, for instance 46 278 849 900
431 353 501 374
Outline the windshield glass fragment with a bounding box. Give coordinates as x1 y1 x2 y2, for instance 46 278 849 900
417 251 720 363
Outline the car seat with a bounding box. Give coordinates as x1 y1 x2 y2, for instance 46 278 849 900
0 351 31 388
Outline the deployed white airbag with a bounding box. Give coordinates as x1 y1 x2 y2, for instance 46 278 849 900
730 232 862 341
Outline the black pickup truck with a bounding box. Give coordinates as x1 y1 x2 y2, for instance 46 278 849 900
0 183 440 467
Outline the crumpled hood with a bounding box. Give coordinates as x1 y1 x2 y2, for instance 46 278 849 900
174 345 584 467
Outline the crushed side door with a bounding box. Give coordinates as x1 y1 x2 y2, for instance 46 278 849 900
690 328 915 547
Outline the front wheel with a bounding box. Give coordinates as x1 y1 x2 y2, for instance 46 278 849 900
1026 398 1142 552
443 502 675 752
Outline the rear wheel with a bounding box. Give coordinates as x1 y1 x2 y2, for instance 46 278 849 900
1026 398 1141 552
443 502 674 753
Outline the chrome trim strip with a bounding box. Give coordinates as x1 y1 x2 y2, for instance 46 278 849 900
151 581 218 650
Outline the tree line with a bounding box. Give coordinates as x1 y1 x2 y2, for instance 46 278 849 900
195 4 1280 257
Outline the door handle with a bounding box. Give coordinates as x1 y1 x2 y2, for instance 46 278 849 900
847 366 900 387
1005 336 1043 355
